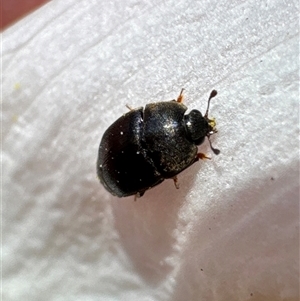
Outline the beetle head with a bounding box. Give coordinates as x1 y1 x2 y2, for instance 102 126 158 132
184 90 220 155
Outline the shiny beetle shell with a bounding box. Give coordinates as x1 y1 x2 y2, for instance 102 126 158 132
97 90 219 198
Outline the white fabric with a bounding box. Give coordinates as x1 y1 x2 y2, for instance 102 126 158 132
3 0 299 300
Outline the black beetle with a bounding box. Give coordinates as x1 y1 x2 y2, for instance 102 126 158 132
97 89 219 198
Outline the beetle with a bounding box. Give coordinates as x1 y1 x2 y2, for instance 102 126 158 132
97 89 219 198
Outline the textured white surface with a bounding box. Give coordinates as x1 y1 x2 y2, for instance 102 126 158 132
2 0 299 300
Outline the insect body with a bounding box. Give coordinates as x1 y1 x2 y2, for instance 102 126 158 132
97 89 219 198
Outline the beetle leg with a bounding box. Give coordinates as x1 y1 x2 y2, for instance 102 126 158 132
172 176 180 189
126 104 134 111
134 191 145 201
176 88 185 103
197 153 211 160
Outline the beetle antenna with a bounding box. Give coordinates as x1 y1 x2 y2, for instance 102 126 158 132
205 90 217 118
207 135 220 155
